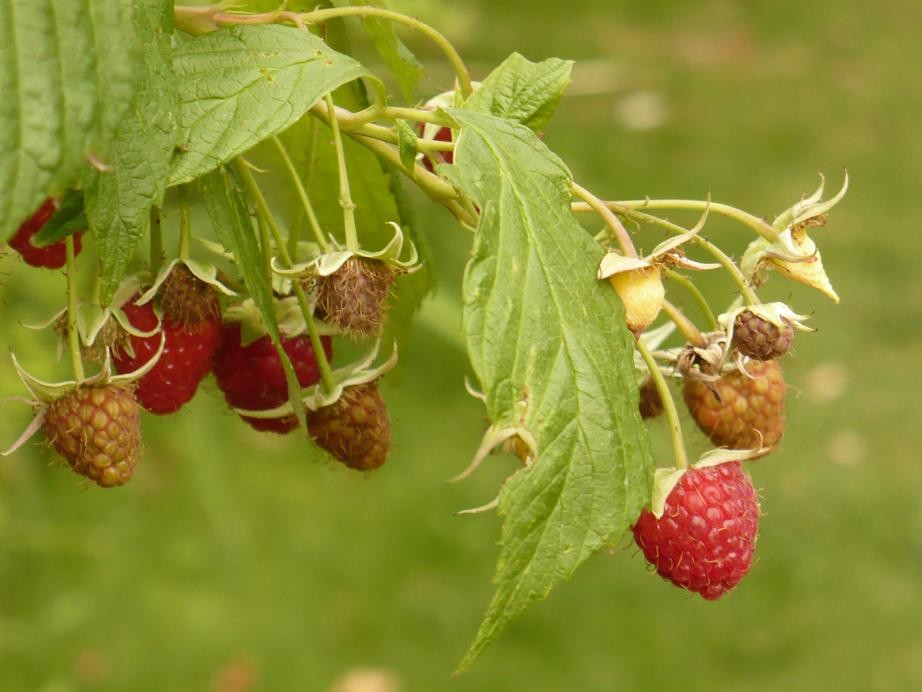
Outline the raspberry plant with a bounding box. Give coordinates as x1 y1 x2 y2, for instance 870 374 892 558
0 0 847 672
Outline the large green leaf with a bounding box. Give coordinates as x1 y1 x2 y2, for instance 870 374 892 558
84 0 178 302
447 112 652 670
201 166 307 430
463 53 573 132
0 0 138 239
169 25 372 186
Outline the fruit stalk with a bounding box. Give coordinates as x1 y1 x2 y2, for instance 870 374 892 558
150 206 164 276
571 183 638 258
271 135 328 252
606 198 778 241
661 299 706 348
664 269 718 330
325 93 360 251
64 235 85 382
635 339 687 470
235 161 336 393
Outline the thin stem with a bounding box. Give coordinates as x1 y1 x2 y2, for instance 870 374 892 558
572 183 638 258
661 299 706 347
65 237 85 382
299 6 473 98
664 269 718 331
609 199 777 241
271 136 328 251
635 339 687 470
255 210 274 289
149 207 163 275
236 161 336 393
325 93 359 250
178 197 192 259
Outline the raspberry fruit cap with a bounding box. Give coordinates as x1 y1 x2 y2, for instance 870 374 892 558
43 384 141 487
308 381 391 470
632 461 760 600
683 359 786 450
8 199 83 269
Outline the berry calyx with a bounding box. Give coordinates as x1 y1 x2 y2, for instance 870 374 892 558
43 384 141 488
733 309 794 360
112 299 221 414
159 265 222 329
316 256 396 339
683 360 786 450
632 461 760 600
608 265 665 333
308 381 391 471
213 323 333 433
8 199 83 269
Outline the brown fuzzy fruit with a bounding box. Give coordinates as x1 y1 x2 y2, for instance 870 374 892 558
308 381 390 470
733 310 794 360
683 360 786 450
316 257 396 339
43 385 141 487
160 265 221 328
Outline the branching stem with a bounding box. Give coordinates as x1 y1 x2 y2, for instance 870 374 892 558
572 183 638 258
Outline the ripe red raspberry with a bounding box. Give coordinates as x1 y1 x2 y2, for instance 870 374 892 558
308 381 391 470
8 199 83 269
632 461 760 600
733 310 794 360
683 360 785 450
43 385 141 487
112 300 221 414
418 124 454 172
213 323 333 433
316 257 396 339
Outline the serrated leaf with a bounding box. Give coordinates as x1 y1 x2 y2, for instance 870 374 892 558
83 0 179 302
34 190 85 245
200 166 307 431
462 53 573 132
348 0 423 102
448 112 652 670
169 25 373 186
0 0 139 239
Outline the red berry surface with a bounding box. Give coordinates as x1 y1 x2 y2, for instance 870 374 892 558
632 462 760 600
8 199 83 269
213 323 333 433
44 385 141 488
113 300 221 414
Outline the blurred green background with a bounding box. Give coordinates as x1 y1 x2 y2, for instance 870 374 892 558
2 0 921 690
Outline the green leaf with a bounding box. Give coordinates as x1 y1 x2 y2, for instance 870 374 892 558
395 119 420 173
447 111 652 671
463 53 573 132
83 0 179 302
169 25 372 186
201 166 307 431
34 190 85 245
0 0 139 239
348 0 423 102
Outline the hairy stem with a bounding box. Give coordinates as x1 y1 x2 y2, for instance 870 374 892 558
661 299 706 347
65 236 85 382
271 136 328 252
325 93 359 251
236 162 336 393
664 269 718 331
572 183 638 258
636 339 688 470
